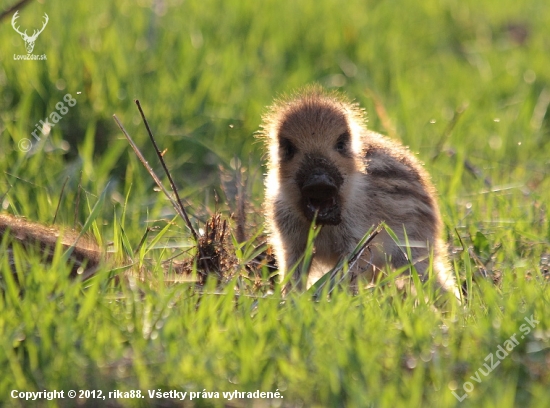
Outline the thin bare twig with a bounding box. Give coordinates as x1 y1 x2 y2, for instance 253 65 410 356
134 100 199 243
113 115 190 231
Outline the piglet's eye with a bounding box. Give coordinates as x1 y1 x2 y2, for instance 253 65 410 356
280 137 297 161
335 131 350 154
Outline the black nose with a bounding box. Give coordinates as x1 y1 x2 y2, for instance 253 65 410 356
301 173 338 198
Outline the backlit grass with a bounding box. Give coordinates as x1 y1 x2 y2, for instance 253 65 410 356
1 0 549 406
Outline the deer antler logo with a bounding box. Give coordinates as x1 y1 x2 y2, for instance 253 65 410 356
11 11 49 54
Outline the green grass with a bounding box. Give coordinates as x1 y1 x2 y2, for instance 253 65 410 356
1 0 549 406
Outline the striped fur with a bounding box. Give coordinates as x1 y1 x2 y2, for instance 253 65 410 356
261 86 459 298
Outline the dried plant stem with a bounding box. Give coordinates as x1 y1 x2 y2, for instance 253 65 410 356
113 111 211 275
133 100 199 243
113 115 193 238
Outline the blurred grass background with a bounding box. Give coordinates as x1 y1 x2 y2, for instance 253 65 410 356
0 0 549 406
1 0 549 225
